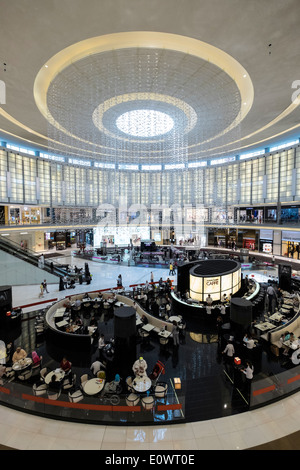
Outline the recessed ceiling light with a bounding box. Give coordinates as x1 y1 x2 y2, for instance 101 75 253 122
116 109 174 137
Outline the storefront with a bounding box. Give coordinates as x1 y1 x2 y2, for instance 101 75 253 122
236 207 264 224
281 230 300 259
280 206 300 224
7 205 42 225
259 229 273 254
93 225 151 248
44 232 55 250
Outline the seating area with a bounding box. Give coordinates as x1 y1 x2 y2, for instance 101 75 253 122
3 266 300 428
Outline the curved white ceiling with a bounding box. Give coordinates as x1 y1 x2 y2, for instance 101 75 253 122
0 0 299 162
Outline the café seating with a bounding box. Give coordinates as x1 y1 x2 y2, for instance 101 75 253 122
154 381 168 399
47 389 61 400
40 367 48 382
139 329 150 344
31 356 43 376
159 337 169 348
97 370 106 380
62 373 76 391
4 367 15 382
68 389 84 403
80 373 89 390
126 393 140 407
32 382 48 396
126 376 134 392
18 368 32 381
141 395 155 411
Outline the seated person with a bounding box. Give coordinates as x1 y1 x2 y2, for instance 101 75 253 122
132 357 148 377
60 357 72 375
49 374 62 392
75 316 83 326
31 350 41 365
90 359 106 376
12 346 27 363
90 316 98 326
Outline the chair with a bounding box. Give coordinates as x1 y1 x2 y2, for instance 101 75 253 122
159 336 169 348
62 373 76 390
47 389 61 400
18 368 32 381
126 376 134 392
126 393 140 407
68 388 84 403
154 381 168 398
80 373 89 389
4 367 15 382
139 329 150 344
32 382 48 396
40 367 48 382
141 395 155 411
31 356 43 376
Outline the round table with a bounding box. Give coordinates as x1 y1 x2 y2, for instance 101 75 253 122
83 378 105 395
12 357 33 371
132 376 151 393
45 369 65 384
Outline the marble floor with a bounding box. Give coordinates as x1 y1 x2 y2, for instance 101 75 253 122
2 249 300 451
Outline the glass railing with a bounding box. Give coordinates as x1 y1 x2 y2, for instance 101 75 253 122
250 364 300 409
0 377 185 425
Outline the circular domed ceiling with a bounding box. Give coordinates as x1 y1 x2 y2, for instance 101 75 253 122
34 32 254 165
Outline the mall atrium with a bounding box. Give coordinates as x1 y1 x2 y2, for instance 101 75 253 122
0 0 300 452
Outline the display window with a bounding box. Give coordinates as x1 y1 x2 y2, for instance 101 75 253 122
282 241 300 259
237 208 263 223
243 238 255 250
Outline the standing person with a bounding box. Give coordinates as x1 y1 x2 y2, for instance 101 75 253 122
216 315 223 342
98 333 106 359
220 304 226 316
222 340 235 376
39 282 44 298
117 274 122 287
241 360 254 398
206 294 213 306
169 262 173 275
267 284 276 313
172 321 180 347
42 279 49 294
150 272 154 284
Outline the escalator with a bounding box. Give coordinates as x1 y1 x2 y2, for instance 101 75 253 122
0 237 68 279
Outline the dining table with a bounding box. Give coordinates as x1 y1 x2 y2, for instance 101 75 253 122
283 339 300 351
45 368 65 384
83 378 105 395
132 376 152 393
254 321 276 332
269 312 284 322
141 323 155 333
12 357 33 371
158 329 171 338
